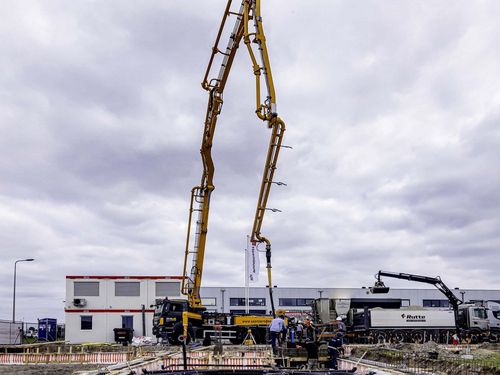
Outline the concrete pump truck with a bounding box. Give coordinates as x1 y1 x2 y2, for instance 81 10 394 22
152 0 286 344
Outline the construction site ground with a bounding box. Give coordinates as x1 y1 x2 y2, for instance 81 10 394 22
0 364 101 375
347 342 500 374
0 342 499 374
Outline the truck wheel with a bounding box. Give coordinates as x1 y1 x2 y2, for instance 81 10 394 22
394 330 406 343
375 332 387 344
168 335 178 345
411 331 424 344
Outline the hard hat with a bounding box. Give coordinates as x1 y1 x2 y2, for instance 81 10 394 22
336 317 342 321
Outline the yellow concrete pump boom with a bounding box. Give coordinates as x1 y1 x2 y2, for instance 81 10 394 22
181 0 286 316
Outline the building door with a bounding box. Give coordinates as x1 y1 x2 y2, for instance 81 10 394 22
122 316 133 330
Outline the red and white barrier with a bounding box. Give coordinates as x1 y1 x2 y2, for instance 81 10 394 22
0 352 132 365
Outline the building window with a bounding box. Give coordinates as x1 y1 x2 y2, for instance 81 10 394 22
230 298 246 306
202 297 217 306
122 316 133 329
279 298 314 307
423 299 449 308
81 316 92 330
249 298 266 306
155 282 180 297
115 282 140 297
74 282 99 297
230 298 266 306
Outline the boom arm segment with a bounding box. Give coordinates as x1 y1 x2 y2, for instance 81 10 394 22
181 0 286 314
245 0 286 317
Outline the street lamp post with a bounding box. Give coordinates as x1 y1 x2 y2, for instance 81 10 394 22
12 258 35 323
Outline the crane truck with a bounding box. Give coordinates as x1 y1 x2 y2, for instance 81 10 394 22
152 0 286 344
312 271 496 343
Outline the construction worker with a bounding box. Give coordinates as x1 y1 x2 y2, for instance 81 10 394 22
327 332 343 370
336 316 346 345
304 318 316 341
269 313 286 354
297 336 325 370
336 316 346 333
296 320 304 342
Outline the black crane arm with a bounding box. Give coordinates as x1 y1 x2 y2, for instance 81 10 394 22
376 270 462 310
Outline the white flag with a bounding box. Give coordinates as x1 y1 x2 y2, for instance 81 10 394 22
247 241 260 283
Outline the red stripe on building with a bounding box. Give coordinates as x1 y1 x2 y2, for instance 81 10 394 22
66 275 184 280
65 309 155 313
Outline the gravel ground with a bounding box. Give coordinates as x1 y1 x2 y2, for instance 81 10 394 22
0 364 103 375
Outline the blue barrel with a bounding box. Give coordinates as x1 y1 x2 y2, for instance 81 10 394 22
38 318 57 341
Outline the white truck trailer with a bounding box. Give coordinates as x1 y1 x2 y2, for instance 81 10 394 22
370 308 456 329
364 307 457 343
312 299 495 343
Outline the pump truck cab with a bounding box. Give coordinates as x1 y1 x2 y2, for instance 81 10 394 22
153 297 286 344
153 0 287 343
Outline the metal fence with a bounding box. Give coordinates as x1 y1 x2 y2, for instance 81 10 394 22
0 320 23 345
0 320 54 345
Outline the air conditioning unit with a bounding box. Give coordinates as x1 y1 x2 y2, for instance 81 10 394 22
73 298 87 307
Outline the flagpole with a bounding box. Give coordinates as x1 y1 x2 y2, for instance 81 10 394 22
245 235 250 314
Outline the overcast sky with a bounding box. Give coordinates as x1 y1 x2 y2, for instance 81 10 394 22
1 1 500 323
